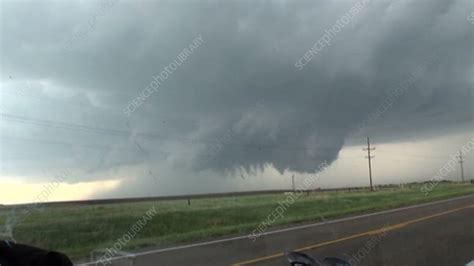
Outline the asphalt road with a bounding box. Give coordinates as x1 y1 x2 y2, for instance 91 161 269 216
80 195 474 266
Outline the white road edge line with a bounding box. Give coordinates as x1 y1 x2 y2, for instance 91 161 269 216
76 194 474 265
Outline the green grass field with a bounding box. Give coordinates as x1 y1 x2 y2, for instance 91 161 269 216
0 182 473 260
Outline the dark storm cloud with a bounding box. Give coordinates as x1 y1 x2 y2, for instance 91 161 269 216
0 0 472 180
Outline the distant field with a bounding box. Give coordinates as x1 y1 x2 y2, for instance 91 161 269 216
0 182 473 261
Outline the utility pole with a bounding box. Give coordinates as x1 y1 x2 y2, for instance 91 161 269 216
456 151 465 182
292 174 295 192
363 137 375 191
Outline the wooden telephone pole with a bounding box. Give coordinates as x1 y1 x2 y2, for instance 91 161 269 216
457 151 465 182
363 137 376 191
292 174 295 192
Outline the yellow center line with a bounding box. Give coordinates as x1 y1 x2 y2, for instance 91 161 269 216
232 204 474 266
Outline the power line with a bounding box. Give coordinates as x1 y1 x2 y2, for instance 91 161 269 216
0 90 106 111
375 153 449 160
0 90 191 121
1 114 469 165
0 135 129 152
1 113 130 136
0 134 350 161
0 112 342 152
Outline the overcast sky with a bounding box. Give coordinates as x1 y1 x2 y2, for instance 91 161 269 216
0 0 473 204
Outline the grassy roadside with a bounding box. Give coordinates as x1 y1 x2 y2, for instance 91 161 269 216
0 182 473 260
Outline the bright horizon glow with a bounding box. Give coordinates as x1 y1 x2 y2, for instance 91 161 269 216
0 179 121 205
